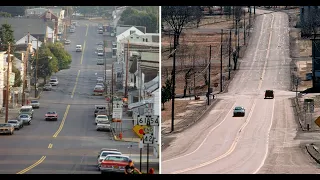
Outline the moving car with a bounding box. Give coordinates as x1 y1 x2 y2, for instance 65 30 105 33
97 58 104 65
19 106 33 118
43 84 52 91
76 45 82 52
97 151 122 169
45 111 58 121
94 105 106 117
49 79 59 86
93 85 104 96
8 120 23 130
233 106 245 117
95 114 109 125
30 100 40 109
100 155 130 174
265 90 274 99
0 123 14 135
18 114 32 125
96 121 111 132
64 39 71 45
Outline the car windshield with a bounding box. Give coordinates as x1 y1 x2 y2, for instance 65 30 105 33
97 115 107 119
235 107 243 110
50 80 57 82
8 120 17 123
31 100 38 103
0 124 11 127
101 152 121 157
20 115 29 118
20 109 30 112
47 112 56 114
105 156 129 162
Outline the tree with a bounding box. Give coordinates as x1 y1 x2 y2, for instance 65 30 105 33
0 6 25 16
0 12 12 17
47 42 72 70
77 6 94 17
161 78 173 110
162 6 202 46
0 23 15 52
12 63 22 87
301 7 320 38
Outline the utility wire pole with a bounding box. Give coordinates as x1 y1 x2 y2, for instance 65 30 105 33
111 62 114 112
125 40 129 99
104 37 107 94
228 30 232 80
22 33 30 106
171 32 177 132
5 43 11 123
237 19 240 54
208 44 212 105
244 10 246 45
35 37 39 98
220 30 223 92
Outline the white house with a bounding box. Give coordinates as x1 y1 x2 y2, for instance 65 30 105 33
15 34 43 50
0 52 5 107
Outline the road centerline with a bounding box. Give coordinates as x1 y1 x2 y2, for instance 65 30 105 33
53 105 71 138
71 70 81 98
16 156 46 174
80 41 86 65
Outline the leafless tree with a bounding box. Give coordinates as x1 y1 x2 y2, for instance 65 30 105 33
234 6 243 25
301 6 320 38
162 6 203 45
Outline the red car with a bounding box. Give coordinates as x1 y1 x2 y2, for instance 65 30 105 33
100 155 130 174
45 111 58 121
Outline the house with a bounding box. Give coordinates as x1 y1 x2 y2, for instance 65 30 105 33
25 7 48 17
0 52 5 107
0 17 55 44
15 34 43 52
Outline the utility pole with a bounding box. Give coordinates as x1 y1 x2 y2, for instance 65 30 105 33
5 43 11 123
193 50 196 99
22 33 30 106
111 62 114 112
220 30 223 92
124 40 129 99
232 6 235 28
237 20 240 54
208 45 212 105
244 10 246 45
104 37 107 94
228 30 232 80
35 37 39 98
171 32 177 132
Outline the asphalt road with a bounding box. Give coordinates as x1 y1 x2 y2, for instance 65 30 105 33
162 9 320 174
0 20 157 174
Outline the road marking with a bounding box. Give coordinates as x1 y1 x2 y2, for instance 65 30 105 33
71 70 81 98
48 143 53 149
80 41 86 65
16 156 46 174
52 105 70 138
258 13 274 90
162 102 237 164
172 98 258 174
85 24 89 36
253 97 276 174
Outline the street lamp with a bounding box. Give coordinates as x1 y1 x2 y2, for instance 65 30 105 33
34 56 52 97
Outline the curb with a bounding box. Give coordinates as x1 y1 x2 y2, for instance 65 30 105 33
111 128 140 143
291 97 305 131
306 144 320 164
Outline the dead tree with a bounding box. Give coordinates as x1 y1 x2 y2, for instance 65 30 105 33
301 6 320 38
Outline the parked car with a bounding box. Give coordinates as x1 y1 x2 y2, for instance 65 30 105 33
97 151 122 169
76 45 82 52
264 90 274 99
93 85 104 95
45 111 58 121
97 49 104 56
94 105 106 117
97 41 104 46
97 77 104 82
100 155 130 174
49 79 59 86
7 120 23 130
64 39 71 45
43 84 52 91
18 114 32 125
97 58 104 65
19 106 33 118
233 106 245 117
96 82 104 87
30 100 40 109
96 121 111 132
95 115 109 125
0 123 14 135
98 29 103 34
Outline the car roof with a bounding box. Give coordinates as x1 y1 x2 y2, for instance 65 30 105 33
97 114 107 116
19 114 30 116
76 45 82 47
101 151 121 154
21 106 32 109
100 148 118 152
105 154 129 158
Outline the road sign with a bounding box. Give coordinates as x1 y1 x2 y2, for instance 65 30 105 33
112 108 122 119
143 133 154 144
139 140 144 149
315 116 320 128
137 115 159 126
132 125 147 139
144 126 153 134
310 104 315 113
113 101 123 109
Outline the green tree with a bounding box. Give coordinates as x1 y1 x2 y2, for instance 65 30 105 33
47 42 72 70
0 12 12 17
0 23 15 52
0 6 25 16
77 6 93 17
12 65 22 87
161 78 173 110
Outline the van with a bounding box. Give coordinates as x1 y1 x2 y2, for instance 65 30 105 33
19 106 34 118
94 105 106 117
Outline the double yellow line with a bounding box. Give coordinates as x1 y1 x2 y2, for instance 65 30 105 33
16 156 46 174
71 70 81 98
53 105 71 138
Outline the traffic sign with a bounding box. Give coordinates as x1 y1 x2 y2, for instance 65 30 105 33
133 125 146 139
144 126 153 134
143 133 154 144
113 101 123 108
137 115 159 126
315 116 320 128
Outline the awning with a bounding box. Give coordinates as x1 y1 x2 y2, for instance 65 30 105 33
128 99 153 110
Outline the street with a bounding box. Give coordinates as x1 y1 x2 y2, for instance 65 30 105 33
162 9 320 174
0 20 157 174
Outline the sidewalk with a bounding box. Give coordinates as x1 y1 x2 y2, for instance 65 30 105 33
0 107 21 123
111 111 140 143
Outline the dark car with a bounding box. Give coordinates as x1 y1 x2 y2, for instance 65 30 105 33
265 90 274 99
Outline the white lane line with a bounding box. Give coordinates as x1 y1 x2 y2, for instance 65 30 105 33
162 101 237 164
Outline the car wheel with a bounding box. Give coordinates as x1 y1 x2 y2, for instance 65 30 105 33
17 128 20 130
28 121 31 125
10 131 13 135
55 118 58 121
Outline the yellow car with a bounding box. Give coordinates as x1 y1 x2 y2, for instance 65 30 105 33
0 123 14 135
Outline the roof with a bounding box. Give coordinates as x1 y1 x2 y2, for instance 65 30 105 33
48 8 63 17
116 25 146 36
25 8 48 16
128 99 153 110
122 41 159 48
0 18 47 41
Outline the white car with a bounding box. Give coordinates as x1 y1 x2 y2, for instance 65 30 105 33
97 49 104 56
97 77 104 82
95 115 109 125
8 120 23 130
96 83 104 87
30 100 40 109
76 45 82 52
97 151 122 168
18 114 32 125
49 79 59 86
64 39 71 44
96 121 111 132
